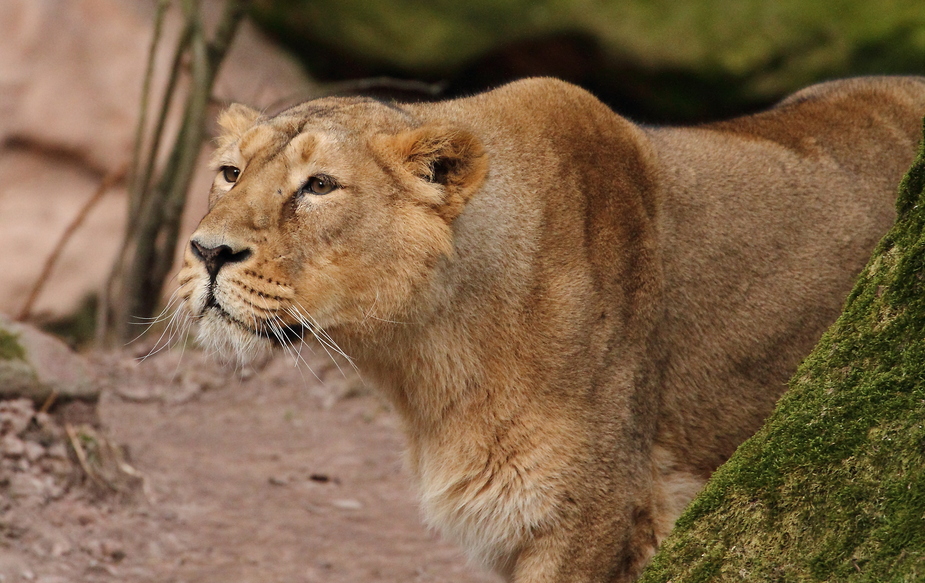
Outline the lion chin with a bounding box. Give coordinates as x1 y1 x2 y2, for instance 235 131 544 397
194 308 276 368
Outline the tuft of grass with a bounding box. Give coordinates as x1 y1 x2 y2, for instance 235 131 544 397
639 125 925 581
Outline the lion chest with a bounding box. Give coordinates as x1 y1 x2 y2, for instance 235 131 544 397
409 420 575 570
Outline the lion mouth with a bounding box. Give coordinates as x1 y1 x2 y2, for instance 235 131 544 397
204 303 306 346
257 322 306 346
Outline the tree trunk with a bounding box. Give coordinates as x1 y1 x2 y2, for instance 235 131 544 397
640 123 925 582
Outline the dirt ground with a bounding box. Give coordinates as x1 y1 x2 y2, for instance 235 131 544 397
0 346 501 583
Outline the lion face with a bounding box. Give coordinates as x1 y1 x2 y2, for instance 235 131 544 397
176 99 488 364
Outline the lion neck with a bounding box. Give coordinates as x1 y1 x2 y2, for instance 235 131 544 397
336 308 494 431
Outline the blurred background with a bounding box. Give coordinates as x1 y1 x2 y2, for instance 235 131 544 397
1 0 924 346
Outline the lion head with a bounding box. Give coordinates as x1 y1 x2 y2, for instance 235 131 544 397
176 98 488 364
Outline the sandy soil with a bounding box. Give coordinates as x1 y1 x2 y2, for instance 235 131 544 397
0 347 501 583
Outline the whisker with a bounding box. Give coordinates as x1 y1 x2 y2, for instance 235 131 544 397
303 313 357 368
286 307 339 368
138 309 185 362
275 318 323 383
288 301 346 354
250 294 322 383
128 288 186 349
271 314 319 383
166 313 194 385
361 290 407 325
287 303 360 380
130 287 183 325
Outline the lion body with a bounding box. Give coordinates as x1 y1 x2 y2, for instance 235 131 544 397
178 77 925 582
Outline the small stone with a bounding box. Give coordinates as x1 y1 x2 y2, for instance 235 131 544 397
331 498 363 510
85 560 117 575
73 508 96 526
7 473 38 500
41 477 65 501
39 457 73 479
100 540 126 562
0 434 25 457
32 412 52 429
51 540 72 557
114 384 163 402
0 398 34 436
45 442 68 459
81 539 103 557
29 541 47 558
23 440 45 462
167 377 202 404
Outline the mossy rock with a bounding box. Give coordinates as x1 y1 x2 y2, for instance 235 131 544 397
638 124 925 581
251 0 925 122
0 315 98 404
0 323 37 398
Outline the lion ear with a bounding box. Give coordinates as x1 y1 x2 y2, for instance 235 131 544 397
215 103 262 145
379 124 489 220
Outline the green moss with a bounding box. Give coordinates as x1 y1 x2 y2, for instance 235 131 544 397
639 124 925 582
253 0 925 77
0 326 26 361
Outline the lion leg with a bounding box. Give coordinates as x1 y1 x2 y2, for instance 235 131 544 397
509 478 660 583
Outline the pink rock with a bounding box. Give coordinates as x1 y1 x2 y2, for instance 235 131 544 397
0 0 316 318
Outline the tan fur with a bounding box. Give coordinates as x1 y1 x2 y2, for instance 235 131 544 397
176 77 925 582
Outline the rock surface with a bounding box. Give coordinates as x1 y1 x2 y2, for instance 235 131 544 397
0 0 315 319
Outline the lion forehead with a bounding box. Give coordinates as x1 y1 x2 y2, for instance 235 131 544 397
230 104 415 176
237 123 286 161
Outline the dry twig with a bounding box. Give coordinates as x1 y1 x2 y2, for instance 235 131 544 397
65 423 111 491
16 163 127 322
65 423 145 495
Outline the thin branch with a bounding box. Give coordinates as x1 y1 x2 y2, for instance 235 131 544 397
65 423 112 492
101 3 189 342
132 19 195 223
122 9 206 325
17 164 127 321
128 0 170 197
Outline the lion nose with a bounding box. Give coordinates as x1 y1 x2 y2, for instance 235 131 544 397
190 239 251 280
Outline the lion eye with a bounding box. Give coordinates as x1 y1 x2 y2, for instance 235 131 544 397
299 175 338 196
221 166 240 183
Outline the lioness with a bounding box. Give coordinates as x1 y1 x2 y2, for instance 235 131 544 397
177 76 925 582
